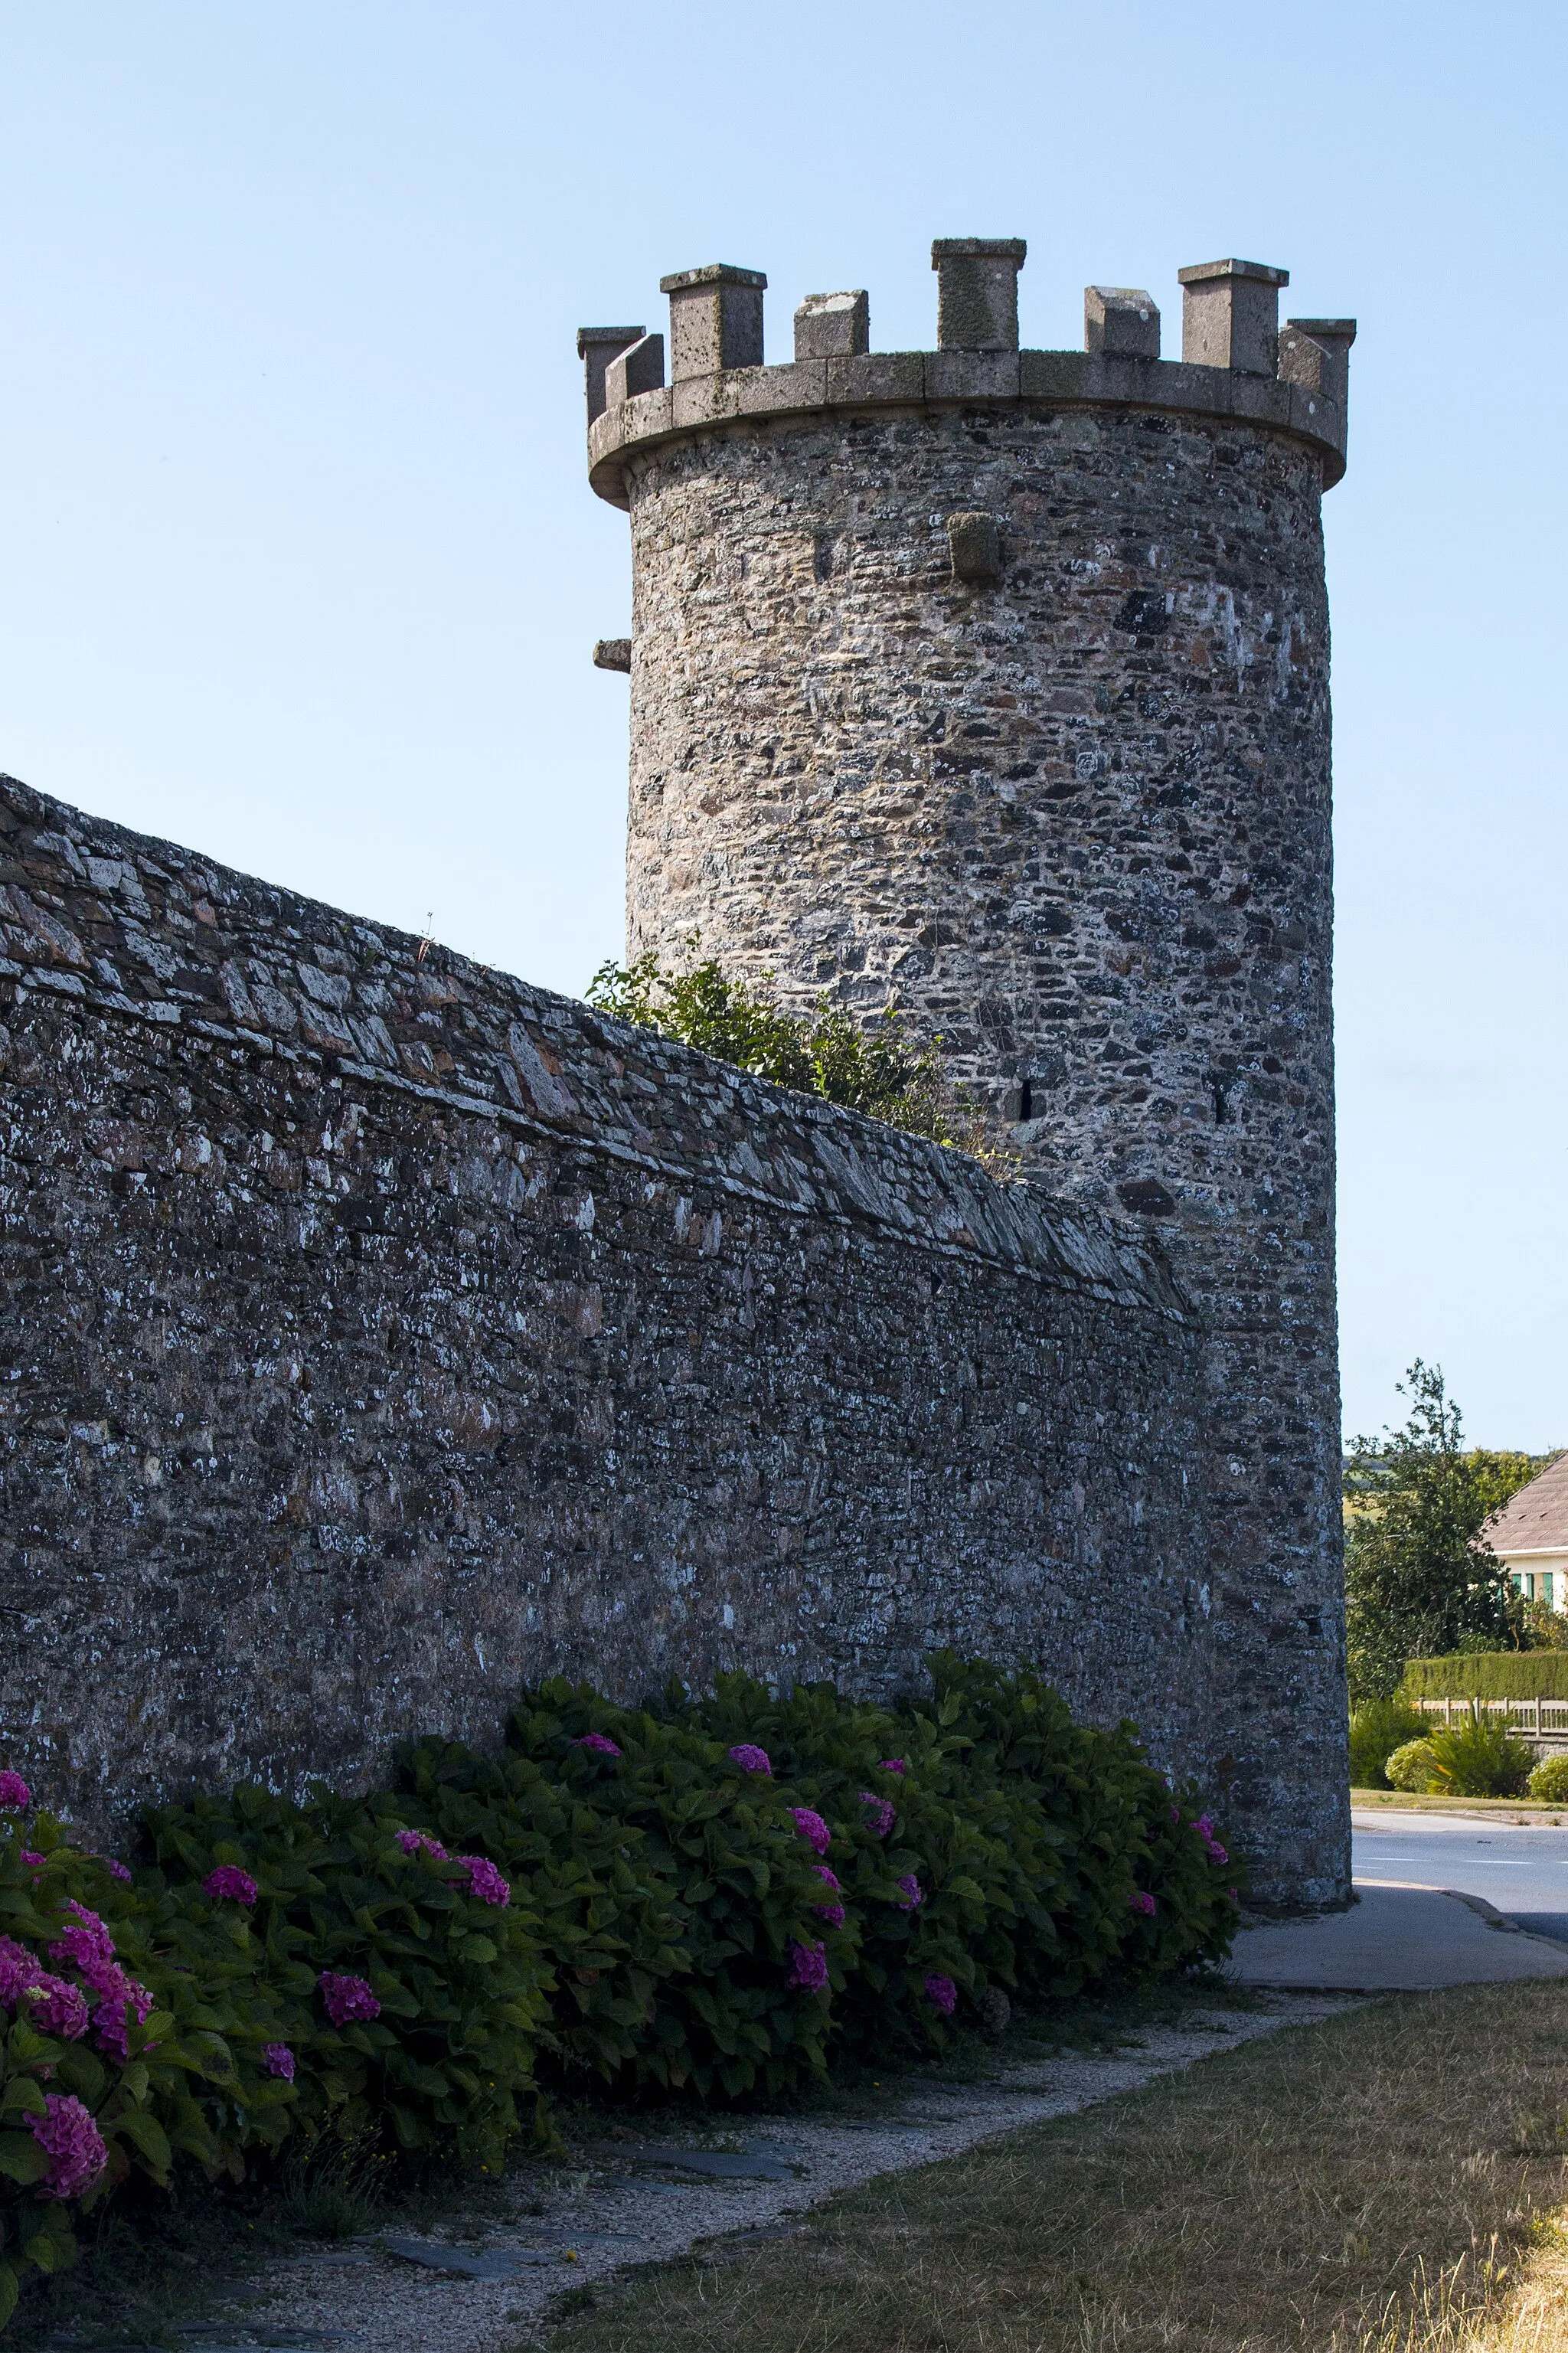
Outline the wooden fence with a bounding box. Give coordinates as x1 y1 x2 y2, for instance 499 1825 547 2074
1416 1696 1568 1744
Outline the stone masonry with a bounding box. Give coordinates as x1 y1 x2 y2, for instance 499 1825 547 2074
0 776 1211 1842
583 241 1357 1905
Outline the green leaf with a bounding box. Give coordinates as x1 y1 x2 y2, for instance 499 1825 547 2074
110 2106 173 2175
0 2131 50 2184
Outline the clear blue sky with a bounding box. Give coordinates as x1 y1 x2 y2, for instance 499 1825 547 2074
1 2 1562 1449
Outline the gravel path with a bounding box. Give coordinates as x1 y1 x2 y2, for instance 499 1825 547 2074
194 1995 1346 2352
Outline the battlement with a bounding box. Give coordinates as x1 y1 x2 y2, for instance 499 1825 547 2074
581 237 1354 506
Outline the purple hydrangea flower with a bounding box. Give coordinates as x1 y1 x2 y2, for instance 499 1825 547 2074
858 1793 896 1838
1169 1803 1181 1823
1130 1890 1157 1917
457 1855 511 1907
263 2041 296 2081
0 1769 32 1811
812 1864 845 1928
103 1858 133 1884
728 1744 772 1776
923 1972 957 2016
0 1933 40 2010
786 1939 828 1991
203 1865 259 1906
89 1962 155 2062
28 2092 107 2201
572 1733 622 1757
896 1874 924 1911
877 1759 908 1777
395 1828 449 1860
25 1973 90 2040
21 1851 45 1869
49 1901 116 1974
788 1806 831 1856
1205 1838 1229 1866
318 1970 381 2026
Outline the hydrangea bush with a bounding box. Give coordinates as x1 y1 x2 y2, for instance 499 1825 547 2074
0 1656 1239 2324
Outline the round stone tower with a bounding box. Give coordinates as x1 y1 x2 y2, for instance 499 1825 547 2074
579 242 1357 1909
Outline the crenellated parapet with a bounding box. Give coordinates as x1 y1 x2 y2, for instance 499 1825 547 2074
581 237 1354 508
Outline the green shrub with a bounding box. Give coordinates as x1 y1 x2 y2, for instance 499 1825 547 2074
1424 1720 1534 1799
1527 1754 1568 1802
1402 1655 1568 1702
1348 1701 1429 1789
142 1786 553 2171
0 1656 1242 2324
498 1685 856 2100
1386 1740 1440 1793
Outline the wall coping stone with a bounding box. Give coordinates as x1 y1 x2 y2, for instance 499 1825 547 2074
0 773 1190 1322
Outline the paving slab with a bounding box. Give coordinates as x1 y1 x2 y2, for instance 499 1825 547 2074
1229 1883 1568 1990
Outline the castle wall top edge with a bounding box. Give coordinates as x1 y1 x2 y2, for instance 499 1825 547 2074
0 770 1191 1322
586 346 1348 508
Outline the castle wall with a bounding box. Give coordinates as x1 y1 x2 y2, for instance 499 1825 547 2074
0 776 1212 1835
610 377 1348 1907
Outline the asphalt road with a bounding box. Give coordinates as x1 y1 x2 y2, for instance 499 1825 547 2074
1353 1809 1568 1941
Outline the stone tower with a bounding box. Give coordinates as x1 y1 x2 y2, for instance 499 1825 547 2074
579 241 1356 1909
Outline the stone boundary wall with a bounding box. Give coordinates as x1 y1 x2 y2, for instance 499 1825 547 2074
0 776 1213 1832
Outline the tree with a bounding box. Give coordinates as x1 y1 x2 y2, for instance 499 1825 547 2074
586 946 1010 1168
1343 1361 1544 1701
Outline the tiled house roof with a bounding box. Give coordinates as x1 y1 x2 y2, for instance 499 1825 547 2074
1486 1454 1568 1556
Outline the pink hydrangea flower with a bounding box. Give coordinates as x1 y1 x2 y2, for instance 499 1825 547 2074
457 1855 511 1907
728 1744 772 1776
25 1974 90 2040
204 1865 259 1905
318 1971 381 2026
788 1806 831 1856
858 1793 896 1838
263 2042 296 2080
786 1939 828 1991
923 1972 957 2016
395 1828 449 1860
28 2093 107 2201
572 1733 622 1757
1130 1890 1157 1917
21 1851 45 1869
896 1874 924 1911
812 1864 845 1928
0 1769 32 1811
877 1759 908 1777
50 1901 116 1973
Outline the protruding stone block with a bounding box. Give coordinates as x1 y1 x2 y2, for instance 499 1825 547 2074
659 263 767 380
1084 286 1160 361
576 327 646 425
1178 258 1289 376
794 290 869 361
1284 317 1357 411
593 639 632 672
603 333 665 410
931 238 1027 351
947 511 1001 583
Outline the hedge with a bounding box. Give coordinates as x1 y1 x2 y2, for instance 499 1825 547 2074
1400 1655 1568 1702
0 1657 1240 2325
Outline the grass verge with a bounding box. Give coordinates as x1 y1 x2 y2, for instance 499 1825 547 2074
1352 1789 1568 1822
550 1982 1568 2353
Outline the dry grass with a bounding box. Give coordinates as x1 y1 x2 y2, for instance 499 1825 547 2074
549 1985 1568 2353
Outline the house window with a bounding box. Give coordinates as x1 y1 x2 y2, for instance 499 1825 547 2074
1545 1572 1557 1610
1515 1571 1537 1603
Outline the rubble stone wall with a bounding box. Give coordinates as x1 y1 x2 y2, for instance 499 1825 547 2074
0 776 1212 1835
